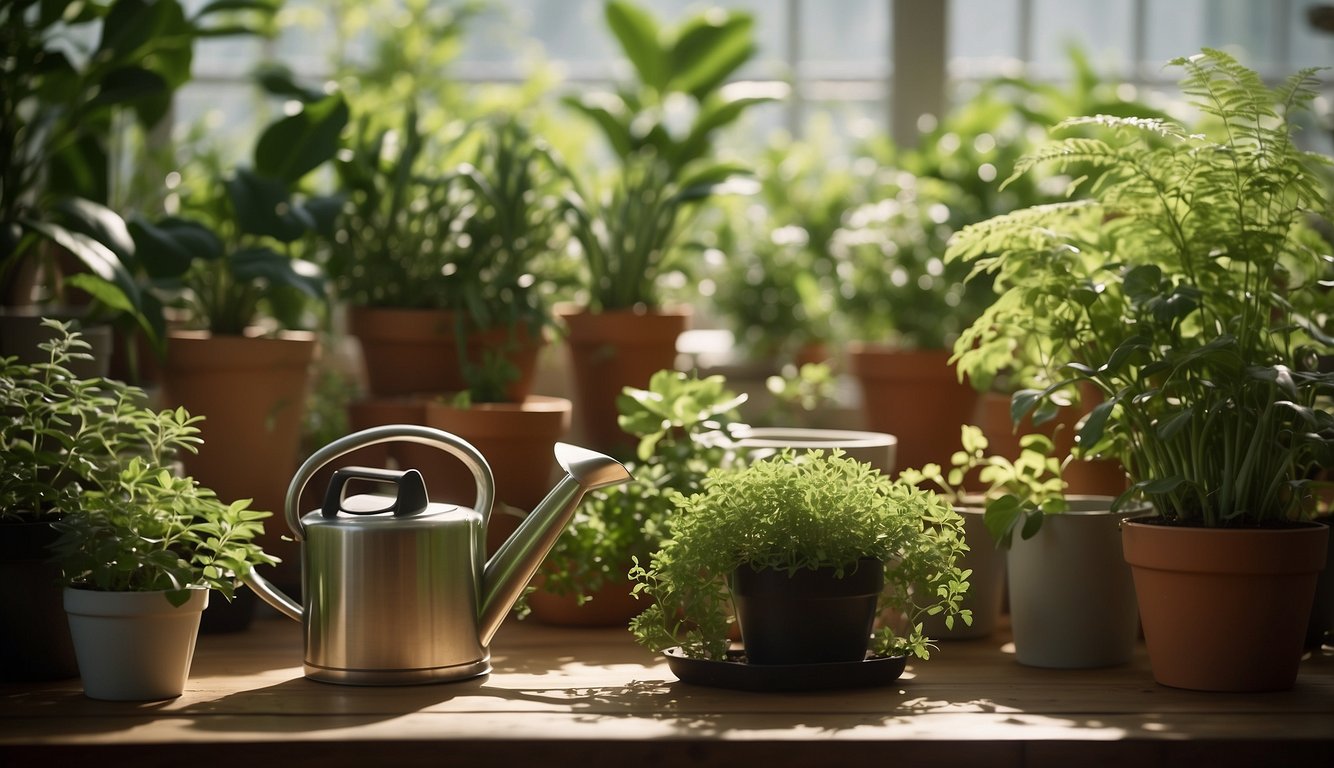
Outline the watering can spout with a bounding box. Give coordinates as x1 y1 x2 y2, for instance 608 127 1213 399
478 443 631 645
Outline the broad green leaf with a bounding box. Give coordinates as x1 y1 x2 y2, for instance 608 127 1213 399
253 94 349 183
1077 399 1115 449
606 0 667 92
668 14 755 100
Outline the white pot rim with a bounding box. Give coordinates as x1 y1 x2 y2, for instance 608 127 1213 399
733 427 898 450
63 586 209 617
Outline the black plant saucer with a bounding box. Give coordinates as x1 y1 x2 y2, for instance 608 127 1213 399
663 647 907 692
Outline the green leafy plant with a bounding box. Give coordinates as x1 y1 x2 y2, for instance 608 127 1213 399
128 80 348 335
538 370 747 604
946 49 1334 527
0 323 277 604
709 129 854 362
832 172 994 350
452 117 576 402
898 425 1068 548
325 105 468 310
561 0 782 311
760 362 838 428
0 0 277 341
52 456 276 604
629 450 970 661
0 319 199 522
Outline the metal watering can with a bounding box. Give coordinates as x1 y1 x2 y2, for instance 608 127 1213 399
244 424 631 685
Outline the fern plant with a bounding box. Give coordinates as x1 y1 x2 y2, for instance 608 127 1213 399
946 49 1334 527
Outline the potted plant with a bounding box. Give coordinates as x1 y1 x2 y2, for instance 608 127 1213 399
833 172 995 473
629 449 970 672
944 49 1334 691
127 81 347 585
52 446 276 701
328 114 576 540
949 426 1144 668
707 128 854 371
527 370 748 626
1 320 274 691
0 0 277 370
557 0 782 452
0 320 146 680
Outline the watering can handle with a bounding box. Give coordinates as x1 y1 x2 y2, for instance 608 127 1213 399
284 424 496 540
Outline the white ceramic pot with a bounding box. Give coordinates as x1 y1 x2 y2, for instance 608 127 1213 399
733 427 899 475
64 587 209 701
1006 498 1144 668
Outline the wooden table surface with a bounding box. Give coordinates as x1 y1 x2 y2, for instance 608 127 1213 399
2 610 1332 768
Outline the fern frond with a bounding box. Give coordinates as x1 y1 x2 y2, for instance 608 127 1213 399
1003 138 1120 190
1055 114 1196 143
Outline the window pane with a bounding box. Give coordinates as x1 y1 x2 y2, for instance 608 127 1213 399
1144 0 1280 74
949 0 1021 77
798 0 889 79
1030 0 1133 78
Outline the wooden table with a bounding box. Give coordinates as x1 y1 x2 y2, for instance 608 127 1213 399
2 612 1332 767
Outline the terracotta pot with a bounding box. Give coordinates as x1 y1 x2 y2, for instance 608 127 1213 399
424 396 572 552
557 304 689 453
348 307 542 400
847 344 977 473
160 330 316 588
1122 517 1329 691
526 573 645 627
973 390 1127 496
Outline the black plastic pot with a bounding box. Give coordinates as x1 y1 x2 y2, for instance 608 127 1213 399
730 558 884 665
0 519 79 681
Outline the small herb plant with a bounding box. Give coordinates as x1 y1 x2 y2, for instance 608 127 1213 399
537 370 747 605
946 49 1334 527
0 321 196 522
53 457 276 605
0 321 277 604
898 425 1068 548
630 450 971 661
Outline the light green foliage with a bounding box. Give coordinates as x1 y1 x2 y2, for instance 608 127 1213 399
630 450 970 661
708 128 855 361
898 425 1068 548
52 458 276 603
761 362 838 428
561 0 783 311
0 321 277 600
945 49 1334 527
539 370 747 604
831 171 995 350
0 321 200 521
